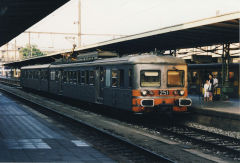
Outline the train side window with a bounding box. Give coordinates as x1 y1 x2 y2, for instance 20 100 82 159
33 71 36 79
50 71 55 81
63 71 67 83
72 71 77 84
85 70 89 84
81 71 85 84
42 71 45 80
28 71 31 79
119 69 124 87
67 71 70 83
55 71 58 81
41 71 44 80
37 70 41 79
89 70 95 85
37 71 39 79
29 71 32 79
41 71 43 80
78 71 81 84
112 70 119 87
33 71 35 79
129 69 132 87
106 69 111 87
69 71 73 83
58 71 61 81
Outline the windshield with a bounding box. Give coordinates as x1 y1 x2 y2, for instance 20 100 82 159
140 70 160 87
167 70 184 87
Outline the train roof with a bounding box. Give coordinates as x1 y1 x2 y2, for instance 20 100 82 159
50 54 186 68
21 64 50 70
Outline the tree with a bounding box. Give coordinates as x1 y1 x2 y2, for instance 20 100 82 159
20 45 44 58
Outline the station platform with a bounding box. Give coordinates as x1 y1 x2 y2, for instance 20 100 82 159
189 94 240 115
0 92 114 162
189 94 240 131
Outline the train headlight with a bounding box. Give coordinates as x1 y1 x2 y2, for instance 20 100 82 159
148 90 154 95
141 90 148 96
179 90 185 96
173 90 178 95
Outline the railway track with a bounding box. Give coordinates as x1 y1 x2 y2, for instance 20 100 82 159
0 84 174 163
152 125 240 159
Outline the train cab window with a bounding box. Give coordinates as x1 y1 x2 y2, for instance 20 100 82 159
129 69 132 87
167 70 184 87
112 70 119 87
89 70 95 85
140 70 160 87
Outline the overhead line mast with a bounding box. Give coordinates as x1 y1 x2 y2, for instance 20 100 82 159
78 0 81 48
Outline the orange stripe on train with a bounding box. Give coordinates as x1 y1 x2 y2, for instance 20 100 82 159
132 89 188 97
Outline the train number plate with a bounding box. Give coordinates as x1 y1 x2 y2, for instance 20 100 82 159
159 90 169 95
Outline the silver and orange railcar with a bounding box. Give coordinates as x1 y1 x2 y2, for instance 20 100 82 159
20 54 192 113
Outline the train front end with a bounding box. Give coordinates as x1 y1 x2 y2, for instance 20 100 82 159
131 57 192 113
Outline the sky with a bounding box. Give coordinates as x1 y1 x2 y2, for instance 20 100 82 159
4 0 240 52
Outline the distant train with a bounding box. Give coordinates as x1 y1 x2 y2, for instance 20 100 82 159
20 54 192 113
188 63 240 98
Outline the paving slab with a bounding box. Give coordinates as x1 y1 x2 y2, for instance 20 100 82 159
0 92 115 162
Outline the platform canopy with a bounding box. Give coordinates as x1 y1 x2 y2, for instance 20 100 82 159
4 12 240 68
0 0 69 46
76 12 239 54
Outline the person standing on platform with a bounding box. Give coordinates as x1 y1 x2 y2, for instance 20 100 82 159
204 80 210 102
208 74 213 101
213 75 218 99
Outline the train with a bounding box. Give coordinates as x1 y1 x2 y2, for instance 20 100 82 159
20 53 192 113
188 63 240 98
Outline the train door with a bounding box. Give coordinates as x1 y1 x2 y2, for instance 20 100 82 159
95 66 104 103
